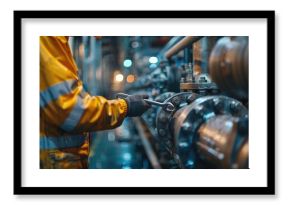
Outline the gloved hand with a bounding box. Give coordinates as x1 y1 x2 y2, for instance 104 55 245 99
124 94 151 117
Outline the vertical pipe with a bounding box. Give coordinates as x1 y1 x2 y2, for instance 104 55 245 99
193 39 202 75
201 37 208 74
184 46 193 64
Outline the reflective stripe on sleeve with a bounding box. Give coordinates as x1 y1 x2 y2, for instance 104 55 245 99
60 95 85 132
40 135 85 150
40 79 77 108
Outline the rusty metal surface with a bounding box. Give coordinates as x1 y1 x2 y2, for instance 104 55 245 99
197 115 239 168
209 37 248 99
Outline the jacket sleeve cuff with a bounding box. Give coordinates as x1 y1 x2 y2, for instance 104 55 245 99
119 99 128 117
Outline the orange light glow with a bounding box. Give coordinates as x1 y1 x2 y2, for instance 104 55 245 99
126 75 135 83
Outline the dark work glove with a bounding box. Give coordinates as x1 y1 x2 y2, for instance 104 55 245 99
124 94 151 117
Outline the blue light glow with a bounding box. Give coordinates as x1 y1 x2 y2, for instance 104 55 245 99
149 64 157 69
123 59 132 67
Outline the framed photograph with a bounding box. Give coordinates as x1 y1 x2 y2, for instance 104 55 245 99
14 10 275 195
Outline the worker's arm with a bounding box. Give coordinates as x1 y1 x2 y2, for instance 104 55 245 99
40 36 129 134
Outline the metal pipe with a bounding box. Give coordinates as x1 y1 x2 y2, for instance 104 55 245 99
184 47 193 64
158 36 185 60
165 36 203 59
133 117 161 169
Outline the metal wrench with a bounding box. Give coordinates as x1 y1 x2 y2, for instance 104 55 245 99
116 93 175 112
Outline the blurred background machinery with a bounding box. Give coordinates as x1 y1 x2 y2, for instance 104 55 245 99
69 36 249 169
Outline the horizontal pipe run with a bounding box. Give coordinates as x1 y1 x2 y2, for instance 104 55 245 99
165 36 203 59
158 36 185 60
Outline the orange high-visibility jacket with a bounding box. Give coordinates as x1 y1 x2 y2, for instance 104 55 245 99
40 36 127 169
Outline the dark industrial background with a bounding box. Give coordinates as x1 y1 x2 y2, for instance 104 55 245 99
69 36 249 169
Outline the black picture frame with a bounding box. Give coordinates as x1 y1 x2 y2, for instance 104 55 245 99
14 10 275 195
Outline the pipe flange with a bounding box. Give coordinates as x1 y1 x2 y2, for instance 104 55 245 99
156 92 194 149
172 95 248 167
